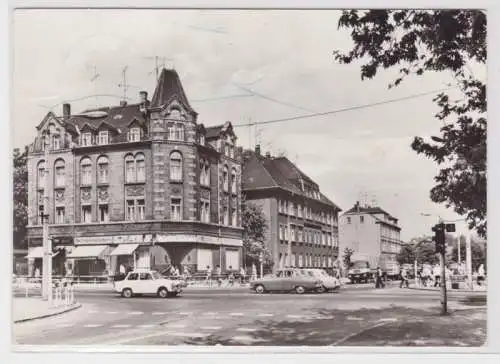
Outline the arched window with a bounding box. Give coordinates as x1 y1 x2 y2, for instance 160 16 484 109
80 157 92 185
222 165 229 192
135 153 145 182
97 156 109 184
125 154 135 183
170 151 183 181
54 159 65 187
231 168 237 194
37 160 46 189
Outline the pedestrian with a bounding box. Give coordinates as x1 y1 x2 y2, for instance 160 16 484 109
477 264 485 286
228 266 235 286
206 265 212 286
375 267 384 288
239 266 246 284
433 264 441 287
215 265 222 287
400 268 409 288
119 264 126 278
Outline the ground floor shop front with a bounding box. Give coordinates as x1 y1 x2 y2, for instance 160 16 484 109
25 232 243 278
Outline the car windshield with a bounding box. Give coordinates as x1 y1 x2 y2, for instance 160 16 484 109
352 261 369 269
299 270 315 277
315 270 329 277
151 271 162 280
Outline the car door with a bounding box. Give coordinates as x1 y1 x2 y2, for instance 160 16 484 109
266 270 283 291
280 269 295 291
125 273 139 292
138 272 155 294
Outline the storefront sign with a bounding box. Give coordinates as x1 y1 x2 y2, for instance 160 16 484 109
156 234 242 247
113 235 143 244
75 236 113 245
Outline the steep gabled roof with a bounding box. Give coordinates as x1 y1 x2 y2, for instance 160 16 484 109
150 68 196 114
242 151 341 210
270 157 316 186
344 203 398 223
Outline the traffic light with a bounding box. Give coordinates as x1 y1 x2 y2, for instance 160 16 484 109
432 223 456 254
432 223 445 254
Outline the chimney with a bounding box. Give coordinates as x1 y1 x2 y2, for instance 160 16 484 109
255 144 261 156
62 103 71 118
355 201 360 212
139 91 148 104
120 100 128 107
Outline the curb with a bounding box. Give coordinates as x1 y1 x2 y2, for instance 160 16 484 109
14 303 82 324
407 287 486 294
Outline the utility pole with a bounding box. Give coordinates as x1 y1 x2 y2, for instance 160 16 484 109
465 233 473 289
432 221 455 315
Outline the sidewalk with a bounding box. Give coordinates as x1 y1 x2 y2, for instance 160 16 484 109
13 297 81 323
408 284 487 293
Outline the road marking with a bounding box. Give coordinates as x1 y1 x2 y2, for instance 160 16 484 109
346 316 363 321
378 318 397 322
203 312 217 315
179 312 191 316
165 324 187 329
127 311 143 315
286 314 303 319
111 324 132 328
88 310 99 314
200 326 222 330
55 323 75 328
169 332 210 338
83 324 103 328
106 311 118 315
152 312 167 315
137 324 156 328
236 327 258 332
258 313 274 317
230 312 244 316
231 335 263 343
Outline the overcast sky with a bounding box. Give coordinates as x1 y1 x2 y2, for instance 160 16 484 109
12 9 485 241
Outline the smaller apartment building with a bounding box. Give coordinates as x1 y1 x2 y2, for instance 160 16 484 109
242 146 342 272
339 202 403 270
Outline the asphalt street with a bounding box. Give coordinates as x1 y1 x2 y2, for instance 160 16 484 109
13 285 486 346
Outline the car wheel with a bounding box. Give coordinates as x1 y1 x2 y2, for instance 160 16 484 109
316 285 327 294
254 284 266 294
158 287 169 298
295 285 306 294
122 288 133 298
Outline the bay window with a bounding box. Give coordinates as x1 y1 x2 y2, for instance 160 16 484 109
170 152 183 181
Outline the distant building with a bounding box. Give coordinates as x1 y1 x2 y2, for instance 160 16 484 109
242 146 342 272
339 201 403 270
26 68 243 277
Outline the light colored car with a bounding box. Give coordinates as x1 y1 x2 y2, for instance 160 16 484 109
113 269 183 298
250 268 324 294
302 269 341 292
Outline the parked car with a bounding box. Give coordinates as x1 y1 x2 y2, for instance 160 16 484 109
348 260 374 283
113 269 184 298
250 268 324 294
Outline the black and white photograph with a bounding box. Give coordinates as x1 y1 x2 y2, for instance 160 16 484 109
9 6 488 349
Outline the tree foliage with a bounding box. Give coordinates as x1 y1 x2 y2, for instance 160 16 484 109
333 10 487 237
13 147 29 250
241 199 272 268
397 238 439 266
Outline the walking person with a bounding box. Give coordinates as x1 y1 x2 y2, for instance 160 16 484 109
375 267 384 289
400 267 409 288
239 267 246 284
205 265 212 287
433 264 441 287
477 264 485 286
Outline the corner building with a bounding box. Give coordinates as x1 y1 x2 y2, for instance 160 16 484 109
26 69 243 277
242 146 342 272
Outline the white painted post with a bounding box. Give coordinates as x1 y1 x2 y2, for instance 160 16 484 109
465 234 473 290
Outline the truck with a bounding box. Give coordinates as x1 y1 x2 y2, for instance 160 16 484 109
347 260 375 284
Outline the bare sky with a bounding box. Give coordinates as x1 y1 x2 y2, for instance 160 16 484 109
12 9 485 241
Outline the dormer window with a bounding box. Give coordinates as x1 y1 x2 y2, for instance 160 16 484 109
81 132 92 146
129 127 141 142
98 131 109 145
168 123 185 141
52 134 61 150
